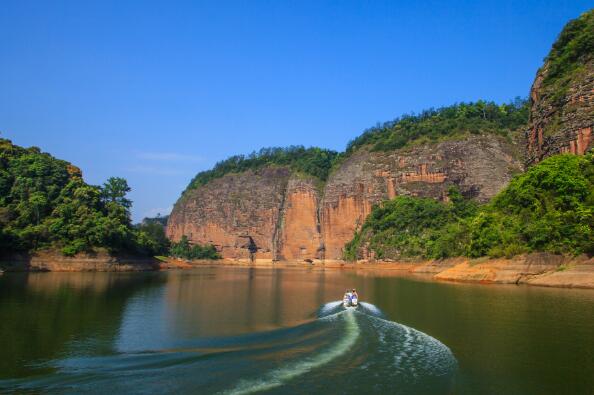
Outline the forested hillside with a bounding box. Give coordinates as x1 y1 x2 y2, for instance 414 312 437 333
344 154 594 261
538 9 594 105
345 99 529 154
184 146 340 193
0 138 165 256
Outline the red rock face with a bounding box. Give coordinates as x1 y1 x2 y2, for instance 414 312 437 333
277 178 323 260
167 167 291 260
526 57 594 164
320 135 522 258
167 135 522 260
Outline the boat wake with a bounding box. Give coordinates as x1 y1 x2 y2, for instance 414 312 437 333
224 308 360 395
0 301 457 394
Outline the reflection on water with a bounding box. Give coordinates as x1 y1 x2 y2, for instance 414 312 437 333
0 266 593 394
0 272 165 378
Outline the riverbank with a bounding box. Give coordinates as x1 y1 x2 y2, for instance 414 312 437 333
179 253 594 290
2 251 592 290
0 250 160 272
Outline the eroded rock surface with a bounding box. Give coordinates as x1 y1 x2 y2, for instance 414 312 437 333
168 135 522 260
527 68 593 164
526 11 594 164
167 167 291 260
320 135 522 258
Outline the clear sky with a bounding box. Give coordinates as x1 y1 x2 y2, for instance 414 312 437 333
1 1 592 221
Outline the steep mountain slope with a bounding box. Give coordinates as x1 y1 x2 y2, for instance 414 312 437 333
168 103 525 260
527 10 594 164
320 134 522 258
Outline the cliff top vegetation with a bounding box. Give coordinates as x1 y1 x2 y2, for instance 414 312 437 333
345 99 529 155
540 9 594 104
182 99 528 193
184 145 340 192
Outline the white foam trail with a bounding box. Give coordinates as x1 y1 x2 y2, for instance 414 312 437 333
319 301 342 316
222 310 360 395
359 302 381 316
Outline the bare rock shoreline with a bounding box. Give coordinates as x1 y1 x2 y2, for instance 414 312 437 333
0 250 160 272
1 251 592 290
187 253 594 290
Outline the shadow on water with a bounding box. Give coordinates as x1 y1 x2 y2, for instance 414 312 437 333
0 271 166 379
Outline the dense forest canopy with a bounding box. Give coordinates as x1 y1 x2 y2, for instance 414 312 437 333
0 138 166 256
541 9 594 104
184 146 340 192
343 188 477 260
345 99 529 154
344 154 594 261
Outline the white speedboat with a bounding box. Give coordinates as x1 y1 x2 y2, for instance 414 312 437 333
343 292 359 307
343 295 352 307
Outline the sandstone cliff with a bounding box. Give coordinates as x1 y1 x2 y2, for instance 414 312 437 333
168 12 594 261
526 10 594 164
167 134 522 260
167 167 291 260
321 135 522 258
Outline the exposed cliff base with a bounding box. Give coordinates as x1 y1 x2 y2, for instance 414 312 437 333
429 254 594 288
182 253 594 290
0 250 160 272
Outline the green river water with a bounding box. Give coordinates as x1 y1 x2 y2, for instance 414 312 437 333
0 266 593 394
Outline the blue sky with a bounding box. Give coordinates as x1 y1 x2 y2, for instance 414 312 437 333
1 1 591 221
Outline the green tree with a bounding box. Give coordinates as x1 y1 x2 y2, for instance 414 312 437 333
184 146 340 193
136 217 170 255
345 154 593 261
101 177 132 210
345 99 529 155
0 138 160 257
169 235 220 260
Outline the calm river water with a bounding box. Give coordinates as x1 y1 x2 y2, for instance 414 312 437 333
0 266 593 394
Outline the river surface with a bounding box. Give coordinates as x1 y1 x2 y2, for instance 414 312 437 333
0 266 593 394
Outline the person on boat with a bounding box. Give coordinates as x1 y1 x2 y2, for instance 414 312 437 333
344 289 352 304
352 289 358 300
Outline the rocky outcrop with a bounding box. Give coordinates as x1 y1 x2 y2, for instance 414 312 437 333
526 11 594 165
320 134 522 258
276 177 323 260
167 167 292 260
527 69 593 164
168 134 522 260
432 253 594 289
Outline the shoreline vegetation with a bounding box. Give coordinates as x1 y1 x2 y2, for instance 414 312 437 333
2 251 593 290
0 138 170 258
344 154 594 262
164 253 594 290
